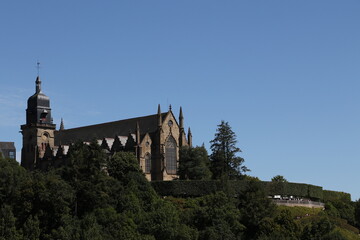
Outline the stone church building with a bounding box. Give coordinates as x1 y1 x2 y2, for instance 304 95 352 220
21 76 192 180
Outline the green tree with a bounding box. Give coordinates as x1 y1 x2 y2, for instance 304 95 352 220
140 200 190 240
209 121 249 180
80 213 103 240
301 217 335 240
354 199 360 228
271 175 288 182
93 207 145 240
58 140 107 190
325 202 340 218
237 180 275 239
325 200 355 226
0 205 21 240
178 146 211 180
58 141 110 217
0 157 27 206
174 192 244 240
15 171 75 238
107 152 142 183
257 210 301 240
22 215 40 240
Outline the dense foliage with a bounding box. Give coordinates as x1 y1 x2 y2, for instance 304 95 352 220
1 119 359 239
178 146 211 180
1 146 359 240
324 190 352 202
0 143 194 240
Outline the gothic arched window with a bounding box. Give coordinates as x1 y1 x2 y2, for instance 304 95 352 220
165 136 177 174
145 153 151 173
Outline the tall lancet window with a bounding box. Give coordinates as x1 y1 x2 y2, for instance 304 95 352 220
165 136 177 174
145 153 151 173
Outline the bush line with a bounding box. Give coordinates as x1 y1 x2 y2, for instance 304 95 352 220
151 180 350 201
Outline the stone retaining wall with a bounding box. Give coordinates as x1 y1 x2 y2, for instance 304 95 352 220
273 199 325 208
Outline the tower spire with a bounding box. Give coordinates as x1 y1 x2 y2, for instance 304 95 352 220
36 61 40 76
157 104 162 127
136 121 141 144
179 106 184 129
187 127 192 147
35 61 42 93
60 118 64 130
35 76 41 93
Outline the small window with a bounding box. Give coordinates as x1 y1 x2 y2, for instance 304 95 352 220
9 151 15 159
168 120 173 127
145 153 151 173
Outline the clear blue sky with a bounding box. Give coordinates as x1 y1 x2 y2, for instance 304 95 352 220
1 1 359 199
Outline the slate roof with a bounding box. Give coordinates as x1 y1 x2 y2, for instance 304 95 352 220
0 142 15 150
55 113 167 145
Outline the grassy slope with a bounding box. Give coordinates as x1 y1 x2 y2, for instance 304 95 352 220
277 206 360 239
165 196 360 239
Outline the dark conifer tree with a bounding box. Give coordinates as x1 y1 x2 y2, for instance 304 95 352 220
271 175 288 182
209 121 249 180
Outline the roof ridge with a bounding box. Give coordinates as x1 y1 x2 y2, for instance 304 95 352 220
57 112 167 132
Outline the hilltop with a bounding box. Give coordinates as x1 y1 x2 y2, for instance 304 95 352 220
0 142 359 240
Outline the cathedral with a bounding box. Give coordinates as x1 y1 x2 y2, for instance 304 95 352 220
21 76 192 180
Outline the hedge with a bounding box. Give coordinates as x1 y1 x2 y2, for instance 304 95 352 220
151 180 222 197
307 184 323 200
323 190 351 202
261 181 310 198
254 182 322 200
151 180 327 200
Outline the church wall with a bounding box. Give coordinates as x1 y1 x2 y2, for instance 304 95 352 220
36 128 55 155
139 133 152 181
21 125 55 169
22 110 188 182
161 112 182 181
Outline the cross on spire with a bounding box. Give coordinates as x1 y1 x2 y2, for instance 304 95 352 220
36 61 41 76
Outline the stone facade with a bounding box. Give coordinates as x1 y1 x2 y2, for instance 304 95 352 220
21 76 192 180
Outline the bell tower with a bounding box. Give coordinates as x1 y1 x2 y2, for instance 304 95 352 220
20 75 56 170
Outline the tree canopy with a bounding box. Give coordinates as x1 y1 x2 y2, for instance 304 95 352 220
178 146 211 180
0 122 359 239
271 175 288 183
